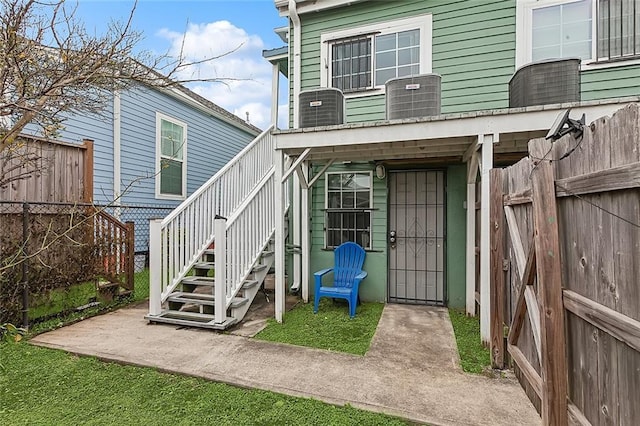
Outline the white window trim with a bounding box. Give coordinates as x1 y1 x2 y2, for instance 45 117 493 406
155 112 188 201
516 0 640 71
324 171 374 249
320 14 433 98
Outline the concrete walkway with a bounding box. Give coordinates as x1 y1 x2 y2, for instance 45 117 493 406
31 303 540 426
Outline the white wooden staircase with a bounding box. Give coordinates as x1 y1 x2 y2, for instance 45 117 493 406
145 125 286 330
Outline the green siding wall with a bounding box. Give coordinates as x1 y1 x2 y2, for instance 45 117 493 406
446 165 466 309
309 163 387 302
291 0 640 124
307 163 467 306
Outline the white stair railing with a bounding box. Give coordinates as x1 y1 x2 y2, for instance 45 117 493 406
149 125 274 313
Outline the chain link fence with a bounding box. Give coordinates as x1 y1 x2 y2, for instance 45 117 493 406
0 201 173 327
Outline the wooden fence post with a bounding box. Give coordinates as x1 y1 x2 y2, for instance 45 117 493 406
82 139 94 203
530 141 568 426
490 168 505 369
125 221 135 292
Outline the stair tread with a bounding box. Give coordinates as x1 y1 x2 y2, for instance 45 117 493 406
194 262 215 270
145 311 236 330
252 264 268 272
242 279 259 289
182 276 215 285
167 292 248 308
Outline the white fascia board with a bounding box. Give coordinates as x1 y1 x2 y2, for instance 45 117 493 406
275 100 639 150
277 0 368 16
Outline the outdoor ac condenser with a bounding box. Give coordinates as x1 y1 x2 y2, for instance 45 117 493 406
299 88 344 128
509 58 581 108
385 74 441 120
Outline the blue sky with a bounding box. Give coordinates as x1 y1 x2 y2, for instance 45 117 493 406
74 0 289 129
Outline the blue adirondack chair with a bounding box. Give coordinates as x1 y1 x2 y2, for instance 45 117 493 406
313 242 367 318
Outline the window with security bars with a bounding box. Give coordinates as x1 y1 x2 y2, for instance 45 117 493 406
325 172 372 248
329 29 421 92
331 37 372 92
597 0 640 60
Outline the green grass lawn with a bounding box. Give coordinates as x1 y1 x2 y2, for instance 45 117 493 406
255 299 384 355
448 309 491 374
0 342 407 425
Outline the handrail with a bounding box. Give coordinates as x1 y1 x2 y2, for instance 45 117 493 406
152 126 277 304
162 124 274 226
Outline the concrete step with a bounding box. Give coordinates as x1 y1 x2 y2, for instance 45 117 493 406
145 311 236 330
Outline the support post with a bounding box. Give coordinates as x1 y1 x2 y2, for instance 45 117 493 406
21 202 29 329
489 168 505 368
214 217 227 324
479 134 494 343
275 149 286 322
148 219 162 316
301 161 310 303
530 141 568 426
292 173 301 292
465 152 478 316
271 62 280 127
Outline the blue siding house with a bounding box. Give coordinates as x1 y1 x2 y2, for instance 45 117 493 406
23 83 260 252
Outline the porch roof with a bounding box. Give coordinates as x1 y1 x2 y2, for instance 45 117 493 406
273 97 640 163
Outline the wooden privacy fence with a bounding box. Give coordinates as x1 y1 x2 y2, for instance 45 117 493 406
0 136 94 203
490 103 640 425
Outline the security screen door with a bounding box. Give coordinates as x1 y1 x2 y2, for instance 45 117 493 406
388 170 445 305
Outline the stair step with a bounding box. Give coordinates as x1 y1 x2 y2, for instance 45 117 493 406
261 250 274 257
181 276 215 286
252 264 268 273
203 249 215 256
167 292 248 308
194 262 215 270
242 279 259 289
145 311 236 330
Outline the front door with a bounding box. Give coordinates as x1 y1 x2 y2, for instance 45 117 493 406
388 170 445 305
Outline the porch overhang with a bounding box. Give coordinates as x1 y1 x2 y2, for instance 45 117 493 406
273 97 640 162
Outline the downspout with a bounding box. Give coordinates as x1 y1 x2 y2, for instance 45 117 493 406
289 0 301 128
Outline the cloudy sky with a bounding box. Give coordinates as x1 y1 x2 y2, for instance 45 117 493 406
76 0 288 130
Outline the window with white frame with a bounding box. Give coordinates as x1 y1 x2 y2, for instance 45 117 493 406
519 0 640 67
325 172 372 249
156 113 187 199
321 15 432 94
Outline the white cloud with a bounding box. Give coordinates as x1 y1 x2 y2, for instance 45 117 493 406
157 21 275 129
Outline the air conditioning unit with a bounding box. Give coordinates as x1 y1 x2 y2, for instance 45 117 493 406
509 58 581 108
385 74 441 120
299 88 344 128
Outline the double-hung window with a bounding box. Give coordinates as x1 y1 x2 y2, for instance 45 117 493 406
321 15 432 94
519 0 640 67
325 172 372 249
156 113 187 199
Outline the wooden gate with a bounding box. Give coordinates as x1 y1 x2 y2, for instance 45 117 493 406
490 104 640 425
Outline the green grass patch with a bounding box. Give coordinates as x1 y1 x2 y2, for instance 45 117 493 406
448 309 491 374
27 269 150 336
0 343 407 425
255 299 384 355
28 281 97 320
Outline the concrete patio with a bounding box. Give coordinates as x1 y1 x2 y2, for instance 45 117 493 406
31 303 540 426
